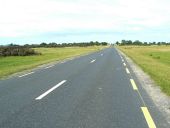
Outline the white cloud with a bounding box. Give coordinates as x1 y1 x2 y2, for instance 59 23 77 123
0 0 170 43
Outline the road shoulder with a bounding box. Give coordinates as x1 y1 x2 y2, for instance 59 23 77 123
117 48 170 126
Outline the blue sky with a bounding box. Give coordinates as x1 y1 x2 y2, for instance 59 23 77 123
0 0 170 45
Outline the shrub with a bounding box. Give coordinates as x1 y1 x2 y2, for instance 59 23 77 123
0 46 40 57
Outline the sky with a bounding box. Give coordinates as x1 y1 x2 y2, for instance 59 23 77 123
0 0 170 45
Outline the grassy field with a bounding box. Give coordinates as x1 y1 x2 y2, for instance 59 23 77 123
118 45 170 96
0 46 106 78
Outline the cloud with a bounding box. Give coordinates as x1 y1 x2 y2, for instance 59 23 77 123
0 0 170 44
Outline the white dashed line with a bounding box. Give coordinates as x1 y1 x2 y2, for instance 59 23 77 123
60 61 66 64
45 65 55 69
35 80 67 100
90 59 96 63
19 72 34 78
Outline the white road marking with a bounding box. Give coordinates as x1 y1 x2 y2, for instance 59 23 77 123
126 68 130 74
19 72 34 77
35 80 67 100
123 63 126 66
90 59 96 63
60 61 66 64
122 59 124 62
45 65 55 69
101 54 103 56
68 58 73 60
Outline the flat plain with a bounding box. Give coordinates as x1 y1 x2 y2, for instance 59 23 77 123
118 45 170 96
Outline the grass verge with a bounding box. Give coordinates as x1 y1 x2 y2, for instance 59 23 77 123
0 46 106 79
118 45 170 96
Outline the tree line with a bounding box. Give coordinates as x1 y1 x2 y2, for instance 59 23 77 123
116 40 170 46
24 41 108 48
0 41 108 57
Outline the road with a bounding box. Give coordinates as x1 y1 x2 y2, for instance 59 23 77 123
0 47 168 128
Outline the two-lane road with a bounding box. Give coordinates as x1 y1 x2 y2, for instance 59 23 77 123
0 47 168 127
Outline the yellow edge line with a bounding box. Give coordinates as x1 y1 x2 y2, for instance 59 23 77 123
141 107 157 128
130 79 138 90
126 68 130 74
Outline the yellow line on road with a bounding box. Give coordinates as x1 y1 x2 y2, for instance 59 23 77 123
126 68 130 74
141 107 157 128
130 79 138 90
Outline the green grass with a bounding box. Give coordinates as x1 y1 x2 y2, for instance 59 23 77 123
118 45 170 96
0 46 106 78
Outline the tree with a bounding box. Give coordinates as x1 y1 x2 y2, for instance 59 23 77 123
133 40 142 45
40 42 47 47
153 42 156 45
116 41 120 45
121 40 126 45
144 42 148 45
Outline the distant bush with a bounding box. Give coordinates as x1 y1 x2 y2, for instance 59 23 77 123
23 41 108 48
0 46 40 57
117 40 170 46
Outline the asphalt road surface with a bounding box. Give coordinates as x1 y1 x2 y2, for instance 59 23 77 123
0 47 169 128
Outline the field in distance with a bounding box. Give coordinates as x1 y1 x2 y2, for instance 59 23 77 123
0 46 106 79
118 45 170 96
